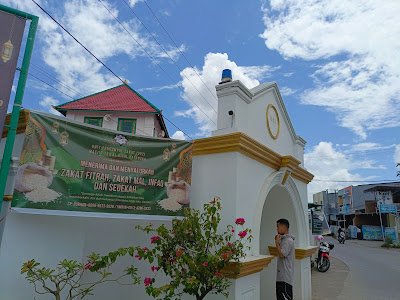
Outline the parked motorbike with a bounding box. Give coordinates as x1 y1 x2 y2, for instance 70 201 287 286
316 241 334 272
338 231 346 244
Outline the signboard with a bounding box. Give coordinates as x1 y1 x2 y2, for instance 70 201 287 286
311 211 331 235
378 203 397 213
344 186 353 208
376 191 393 206
362 225 383 241
0 10 26 142
339 205 351 214
349 226 358 239
12 111 193 217
385 227 398 244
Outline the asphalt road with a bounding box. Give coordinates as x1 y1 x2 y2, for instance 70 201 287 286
325 236 400 300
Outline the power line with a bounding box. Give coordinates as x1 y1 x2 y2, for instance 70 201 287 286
30 64 84 97
31 0 124 84
19 55 83 97
28 73 75 99
313 179 400 183
31 0 195 140
142 0 218 102
120 0 217 114
98 0 216 126
161 113 192 140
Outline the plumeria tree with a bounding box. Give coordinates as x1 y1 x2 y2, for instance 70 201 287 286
21 252 140 300
135 197 252 300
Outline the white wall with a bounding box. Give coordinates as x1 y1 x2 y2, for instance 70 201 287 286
66 111 162 137
214 81 306 165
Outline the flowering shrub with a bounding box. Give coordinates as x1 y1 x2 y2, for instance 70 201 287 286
21 252 139 300
134 197 252 300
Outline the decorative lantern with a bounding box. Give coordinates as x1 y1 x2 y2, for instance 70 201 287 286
163 148 170 161
59 131 69 146
171 144 177 153
1 40 14 63
51 122 60 134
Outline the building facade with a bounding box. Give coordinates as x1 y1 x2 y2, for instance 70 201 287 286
314 182 400 240
54 83 169 138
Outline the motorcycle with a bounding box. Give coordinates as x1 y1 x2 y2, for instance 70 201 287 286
338 231 346 244
316 241 334 272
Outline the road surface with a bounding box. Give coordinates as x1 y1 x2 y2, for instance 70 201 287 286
325 236 400 299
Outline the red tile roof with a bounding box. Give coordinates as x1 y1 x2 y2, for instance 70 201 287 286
56 84 159 113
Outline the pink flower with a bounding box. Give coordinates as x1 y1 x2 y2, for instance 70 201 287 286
144 277 152 287
235 218 245 225
135 254 142 260
238 231 247 238
176 249 182 257
151 266 159 272
142 247 148 251
202 262 208 267
232 230 235 233
227 242 231 246
84 261 94 270
151 236 161 244
216 272 221 277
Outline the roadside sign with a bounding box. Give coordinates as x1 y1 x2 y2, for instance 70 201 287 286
385 227 398 243
378 204 397 213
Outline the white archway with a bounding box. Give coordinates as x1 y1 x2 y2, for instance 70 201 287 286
251 171 309 299
252 171 308 256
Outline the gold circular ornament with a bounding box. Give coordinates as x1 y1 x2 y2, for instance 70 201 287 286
266 104 280 139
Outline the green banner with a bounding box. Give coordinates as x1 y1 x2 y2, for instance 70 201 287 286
12 111 193 217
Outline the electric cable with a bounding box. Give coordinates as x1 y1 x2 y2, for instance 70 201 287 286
120 0 217 114
142 0 218 102
32 0 125 84
30 0 197 139
98 0 216 126
28 72 75 99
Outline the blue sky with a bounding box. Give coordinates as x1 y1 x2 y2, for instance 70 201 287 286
3 0 400 198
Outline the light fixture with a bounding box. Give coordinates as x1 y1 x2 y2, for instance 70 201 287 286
60 131 69 146
163 148 170 161
51 122 60 134
1 40 13 63
171 144 177 153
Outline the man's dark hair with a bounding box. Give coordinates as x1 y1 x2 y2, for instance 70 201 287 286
277 218 290 229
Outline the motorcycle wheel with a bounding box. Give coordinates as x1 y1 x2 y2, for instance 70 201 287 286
317 257 330 272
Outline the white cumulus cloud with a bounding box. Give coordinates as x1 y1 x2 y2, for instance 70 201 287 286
260 0 400 139
304 141 385 201
280 86 297 96
39 96 62 115
171 131 186 140
350 143 394 152
3 0 185 100
177 52 279 137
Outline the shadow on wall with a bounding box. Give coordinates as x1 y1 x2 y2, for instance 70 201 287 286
259 185 299 299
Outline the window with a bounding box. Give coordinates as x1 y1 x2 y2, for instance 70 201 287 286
84 117 103 127
118 118 136 134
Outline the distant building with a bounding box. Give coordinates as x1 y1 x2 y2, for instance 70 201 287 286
54 83 169 138
313 182 400 239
